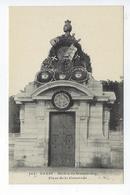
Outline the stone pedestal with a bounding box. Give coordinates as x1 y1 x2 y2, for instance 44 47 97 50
12 80 120 168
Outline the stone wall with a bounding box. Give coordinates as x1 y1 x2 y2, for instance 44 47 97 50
10 98 123 168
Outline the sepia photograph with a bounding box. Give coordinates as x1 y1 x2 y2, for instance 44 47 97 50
9 6 123 184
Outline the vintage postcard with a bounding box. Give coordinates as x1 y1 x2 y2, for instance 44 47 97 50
9 6 123 184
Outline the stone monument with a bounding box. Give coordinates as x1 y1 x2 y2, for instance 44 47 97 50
12 20 123 168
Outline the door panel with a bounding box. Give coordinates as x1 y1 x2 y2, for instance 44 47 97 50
49 112 75 167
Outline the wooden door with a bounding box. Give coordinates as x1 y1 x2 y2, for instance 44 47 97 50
49 112 75 167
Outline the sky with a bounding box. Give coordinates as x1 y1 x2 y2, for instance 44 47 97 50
9 6 123 96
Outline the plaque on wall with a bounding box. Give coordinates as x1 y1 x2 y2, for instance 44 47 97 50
52 91 73 110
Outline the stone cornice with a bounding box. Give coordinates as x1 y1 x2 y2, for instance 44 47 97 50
14 81 116 104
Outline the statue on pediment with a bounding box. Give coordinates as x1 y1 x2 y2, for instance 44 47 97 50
36 20 92 84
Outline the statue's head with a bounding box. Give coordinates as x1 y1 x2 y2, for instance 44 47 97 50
63 20 72 34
